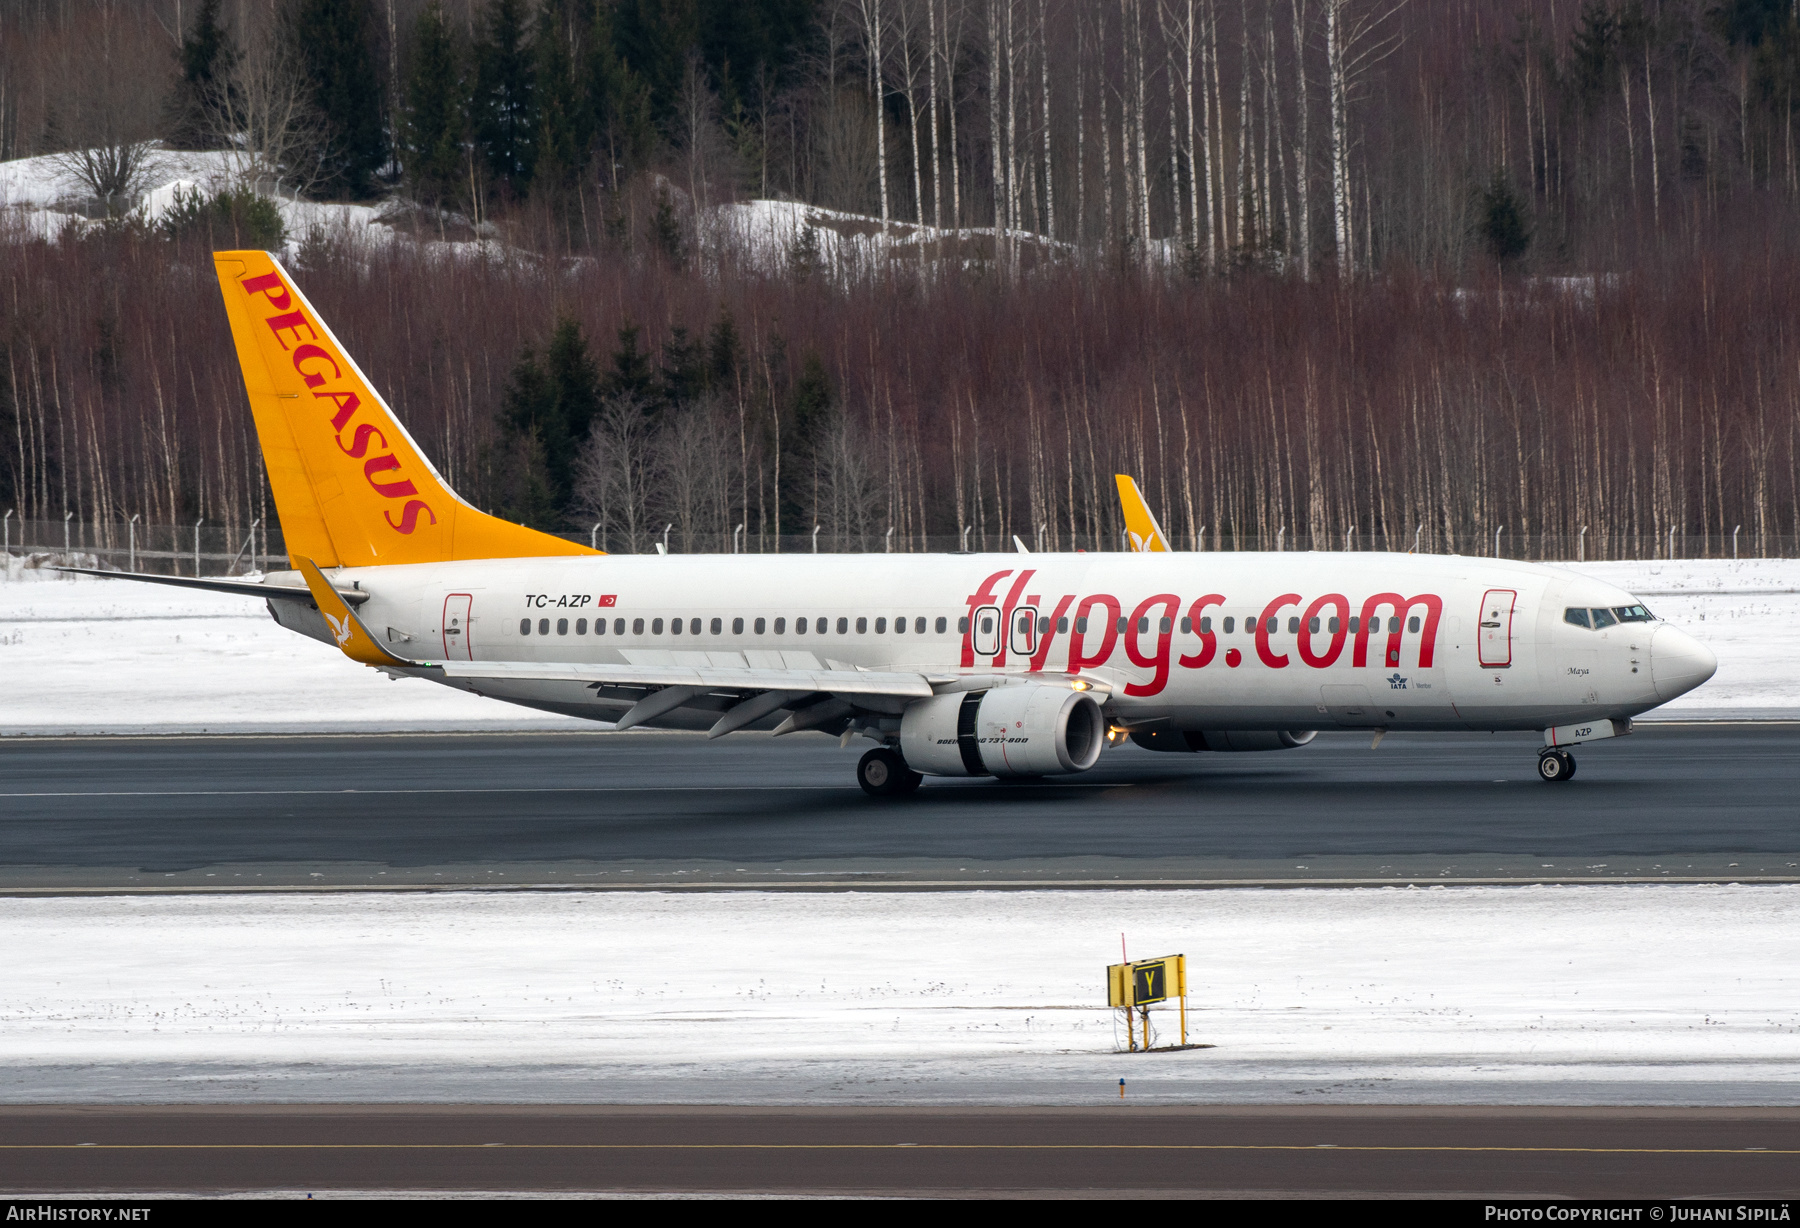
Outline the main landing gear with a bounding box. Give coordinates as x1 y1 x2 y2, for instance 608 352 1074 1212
1537 749 1577 782
858 747 924 797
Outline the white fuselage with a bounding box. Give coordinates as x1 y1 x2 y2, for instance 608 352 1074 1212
268 551 1715 734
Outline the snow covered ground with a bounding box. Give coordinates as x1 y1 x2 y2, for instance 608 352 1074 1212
3 885 1796 1105
0 556 1793 734
1 148 1055 275
0 558 583 733
0 149 400 256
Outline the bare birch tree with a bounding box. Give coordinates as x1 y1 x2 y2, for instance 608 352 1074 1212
573 395 658 554
1097 3 1114 243
857 0 891 225
927 0 944 226
895 0 927 223
1158 0 1184 248
988 0 1008 265
1291 0 1312 277
941 0 966 226
1038 0 1055 242
46 3 163 215
1075 5 1087 246
1324 0 1404 273
212 32 332 198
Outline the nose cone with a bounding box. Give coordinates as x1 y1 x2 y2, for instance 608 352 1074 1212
1651 624 1718 703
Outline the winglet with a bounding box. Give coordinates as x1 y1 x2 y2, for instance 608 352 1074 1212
295 557 422 668
1114 475 1170 552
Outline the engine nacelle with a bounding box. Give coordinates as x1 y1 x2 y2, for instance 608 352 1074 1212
900 686 1107 777
1130 729 1318 753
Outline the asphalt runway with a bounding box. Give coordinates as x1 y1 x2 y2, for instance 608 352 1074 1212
1 1106 1797 1197
1 723 1796 890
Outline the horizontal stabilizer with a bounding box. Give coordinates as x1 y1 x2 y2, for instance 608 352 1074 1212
52 567 369 605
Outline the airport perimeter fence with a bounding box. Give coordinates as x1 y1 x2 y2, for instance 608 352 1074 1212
3 515 283 577
4 515 1798 576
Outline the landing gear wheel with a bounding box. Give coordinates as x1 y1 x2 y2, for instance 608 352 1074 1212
858 748 917 797
1537 750 1576 782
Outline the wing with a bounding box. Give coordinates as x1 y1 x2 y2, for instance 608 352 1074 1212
436 659 942 738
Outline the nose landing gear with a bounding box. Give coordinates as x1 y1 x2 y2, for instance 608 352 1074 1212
1536 749 1577 782
858 747 924 797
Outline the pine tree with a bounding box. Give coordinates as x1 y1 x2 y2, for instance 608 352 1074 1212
545 316 602 465
287 0 389 198
498 316 601 525
534 0 591 192
706 310 741 389
659 325 707 410
612 0 700 128
779 350 832 532
1477 173 1532 265
403 1 466 207
587 2 655 184
602 320 659 409
167 0 239 150
651 186 684 263
498 350 561 528
1568 1 1618 103
474 0 538 196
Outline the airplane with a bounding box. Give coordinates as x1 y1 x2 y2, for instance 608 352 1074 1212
67 250 1718 795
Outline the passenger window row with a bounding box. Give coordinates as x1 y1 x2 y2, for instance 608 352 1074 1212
1564 604 1653 630
519 615 954 638
519 609 1429 639
1033 614 1420 635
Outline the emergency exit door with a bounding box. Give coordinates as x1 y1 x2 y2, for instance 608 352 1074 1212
442 594 473 661
1477 589 1516 668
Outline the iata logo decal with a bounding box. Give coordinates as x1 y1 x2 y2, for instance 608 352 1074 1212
241 271 438 536
1387 673 1408 689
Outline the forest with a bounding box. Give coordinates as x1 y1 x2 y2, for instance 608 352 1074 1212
3 0 1800 558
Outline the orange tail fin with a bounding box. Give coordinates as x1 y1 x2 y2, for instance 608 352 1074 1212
213 250 596 568
1114 475 1170 552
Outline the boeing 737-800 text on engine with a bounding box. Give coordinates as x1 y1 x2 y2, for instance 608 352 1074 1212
66 252 1718 794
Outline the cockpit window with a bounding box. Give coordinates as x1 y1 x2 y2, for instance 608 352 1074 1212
1563 607 1590 629
1589 607 1619 630
1614 604 1653 623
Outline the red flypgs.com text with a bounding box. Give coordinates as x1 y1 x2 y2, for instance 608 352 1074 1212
962 568 1443 697
241 271 438 535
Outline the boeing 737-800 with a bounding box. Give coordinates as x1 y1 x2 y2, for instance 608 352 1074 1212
68 251 1718 794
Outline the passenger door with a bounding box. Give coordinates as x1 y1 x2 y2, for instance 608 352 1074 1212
442 593 474 661
1478 589 1516 668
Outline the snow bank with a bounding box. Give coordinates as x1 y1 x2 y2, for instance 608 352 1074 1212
3 885 1796 1104
2 149 1070 275
1 557 1792 734
713 198 1082 281
0 148 399 260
